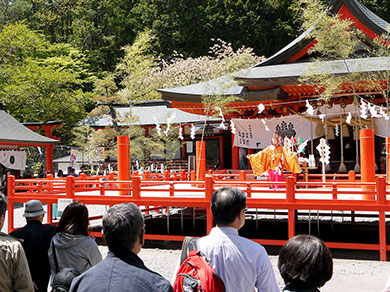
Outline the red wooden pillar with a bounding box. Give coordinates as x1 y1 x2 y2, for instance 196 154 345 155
376 176 387 261
286 176 296 239
46 144 54 174
205 175 214 233
232 133 239 170
117 136 130 195
386 137 390 183
196 141 206 181
360 129 375 199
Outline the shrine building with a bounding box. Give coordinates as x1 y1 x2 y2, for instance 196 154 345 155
159 0 390 174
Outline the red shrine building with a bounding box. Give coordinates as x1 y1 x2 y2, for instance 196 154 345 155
159 0 390 173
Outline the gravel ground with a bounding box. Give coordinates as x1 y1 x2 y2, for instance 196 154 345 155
6 203 390 292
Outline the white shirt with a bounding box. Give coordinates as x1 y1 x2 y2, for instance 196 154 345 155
198 226 280 292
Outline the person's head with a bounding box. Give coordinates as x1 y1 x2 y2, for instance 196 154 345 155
23 200 46 223
271 131 281 146
278 234 333 290
103 203 144 254
0 193 7 230
211 187 246 228
57 201 89 236
51 268 80 292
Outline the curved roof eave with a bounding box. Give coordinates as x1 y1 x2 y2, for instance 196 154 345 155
158 75 244 103
255 0 390 68
236 56 390 87
0 110 58 145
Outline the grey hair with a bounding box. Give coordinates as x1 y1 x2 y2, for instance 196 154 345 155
0 193 7 216
102 203 144 252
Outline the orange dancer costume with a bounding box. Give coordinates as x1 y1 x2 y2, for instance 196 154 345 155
247 132 300 188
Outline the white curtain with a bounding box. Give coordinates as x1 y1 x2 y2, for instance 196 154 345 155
233 115 320 149
0 151 26 170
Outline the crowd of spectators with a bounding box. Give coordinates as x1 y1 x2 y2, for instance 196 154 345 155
2 187 386 292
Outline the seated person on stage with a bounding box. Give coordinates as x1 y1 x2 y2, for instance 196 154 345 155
278 234 333 292
247 131 300 188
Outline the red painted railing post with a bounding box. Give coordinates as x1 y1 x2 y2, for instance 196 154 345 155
7 175 15 233
144 170 150 181
286 176 296 239
376 176 387 261
108 172 115 181
164 170 170 181
80 173 87 189
66 176 75 198
180 170 186 181
205 175 214 233
132 175 141 201
190 171 196 181
239 170 246 181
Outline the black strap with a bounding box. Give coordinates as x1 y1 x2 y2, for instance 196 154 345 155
51 243 60 274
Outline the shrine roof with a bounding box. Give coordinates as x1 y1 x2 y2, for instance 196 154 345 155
159 0 390 106
82 100 221 127
158 75 243 102
236 56 390 87
256 0 390 67
0 110 59 145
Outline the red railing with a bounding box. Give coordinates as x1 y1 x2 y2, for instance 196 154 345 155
6 173 390 261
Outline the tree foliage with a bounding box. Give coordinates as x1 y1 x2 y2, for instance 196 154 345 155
0 23 90 134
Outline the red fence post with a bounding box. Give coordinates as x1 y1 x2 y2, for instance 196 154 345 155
164 170 170 181
132 175 141 201
205 175 214 233
144 170 150 181
239 171 246 181
66 176 75 198
376 176 387 261
286 176 296 239
7 175 15 233
180 170 187 181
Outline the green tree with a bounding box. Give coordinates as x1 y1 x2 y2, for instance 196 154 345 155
0 23 90 134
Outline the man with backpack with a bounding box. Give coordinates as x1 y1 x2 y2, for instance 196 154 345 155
176 187 280 292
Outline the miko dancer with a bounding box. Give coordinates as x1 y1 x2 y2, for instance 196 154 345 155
247 131 300 188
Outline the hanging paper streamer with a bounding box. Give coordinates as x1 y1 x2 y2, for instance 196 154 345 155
178 126 184 140
164 113 176 136
261 119 270 132
216 107 226 130
316 138 330 184
334 124 339 137
190 124 196 139
360 99 368 119
368 103 380 118
153 117 161 136
379 106 389 120
346 112 352 124
306 100 314 116
230 120 236 134
308 154 316 168
319 114 326 123
297 139 308 154
257 103 265 114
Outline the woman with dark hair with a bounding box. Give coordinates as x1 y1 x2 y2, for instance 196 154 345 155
48 201 102 284
278 234 333 292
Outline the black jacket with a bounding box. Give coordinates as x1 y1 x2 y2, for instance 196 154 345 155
10 220 56 292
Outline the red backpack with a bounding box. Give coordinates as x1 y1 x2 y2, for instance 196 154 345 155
173 249 225 292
